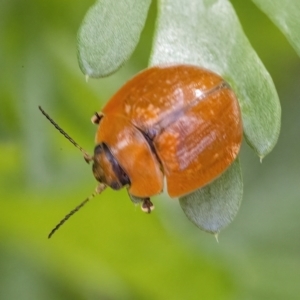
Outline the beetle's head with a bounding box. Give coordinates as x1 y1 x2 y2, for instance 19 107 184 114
92 143 130 190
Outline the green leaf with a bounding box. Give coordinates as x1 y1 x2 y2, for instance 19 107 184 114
179 160 242 234
150 0 281 158
77 0 151 78
252 0 300 58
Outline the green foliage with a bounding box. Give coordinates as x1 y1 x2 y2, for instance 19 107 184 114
1 0 300 299
78 0 151 77
179 160 242 234
252 0 300 57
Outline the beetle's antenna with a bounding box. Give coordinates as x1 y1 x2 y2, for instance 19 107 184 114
48 184 106 239
38 106 92 162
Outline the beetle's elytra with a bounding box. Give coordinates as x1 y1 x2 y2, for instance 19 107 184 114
92 65 242 206
40 64 243 237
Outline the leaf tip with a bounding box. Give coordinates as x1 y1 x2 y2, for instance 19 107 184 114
214 233 220 243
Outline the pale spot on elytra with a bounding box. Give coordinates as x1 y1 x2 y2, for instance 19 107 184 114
125 104 131 114
213 153 219 160
147 103 154 111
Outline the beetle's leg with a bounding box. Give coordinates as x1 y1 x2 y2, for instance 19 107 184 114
141 198 154 213
128 192 155 213
91 112 103 125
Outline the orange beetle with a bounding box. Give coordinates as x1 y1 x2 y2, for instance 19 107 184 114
91 64 242 209
40 64 242 237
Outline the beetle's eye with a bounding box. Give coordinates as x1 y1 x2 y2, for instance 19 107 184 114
92 146 105 183
94 144 103 155
92 143 130 189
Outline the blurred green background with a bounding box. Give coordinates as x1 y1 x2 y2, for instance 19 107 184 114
1 0 300 299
